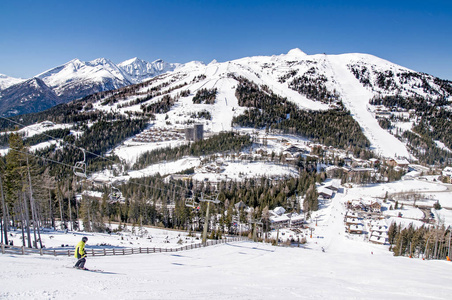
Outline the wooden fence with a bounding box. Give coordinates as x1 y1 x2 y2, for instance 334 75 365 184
0 237 246 257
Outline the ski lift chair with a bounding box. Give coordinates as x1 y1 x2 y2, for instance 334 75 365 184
73 149 87 178
109 185 122 202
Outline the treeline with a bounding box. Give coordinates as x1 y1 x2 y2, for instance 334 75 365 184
369 95 448 112
189 110 212 120
388 222 451 260
0 134 58 247
101 168 324 232
133 132 251 170
192 88 217 104
370 94 452 165
232 76 370 150
26 117 148 180
403 129 452 165
289 74 340 103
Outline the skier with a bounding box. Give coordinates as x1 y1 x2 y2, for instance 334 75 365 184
74 237 88 269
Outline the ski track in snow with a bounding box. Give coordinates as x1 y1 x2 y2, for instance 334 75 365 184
327 55 410 158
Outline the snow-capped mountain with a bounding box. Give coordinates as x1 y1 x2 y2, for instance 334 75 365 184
0 78 61 117
36 58 133 102
0 73 24 90
2 49 452 161
118 58 179 84
81 48 451 159
0 57 177 116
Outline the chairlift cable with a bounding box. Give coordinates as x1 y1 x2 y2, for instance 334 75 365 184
0 115 188 193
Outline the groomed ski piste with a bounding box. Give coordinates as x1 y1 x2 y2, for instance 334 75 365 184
1 178 452 299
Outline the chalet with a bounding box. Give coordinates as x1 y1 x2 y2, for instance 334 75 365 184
360 199 382 213
324 179 341 192
285 145 304 154
289 214 305 228
318 187 333 199
273 206 286 216
348 224 364 234
369 234 387 244
270 214 290 228
370 225 388 233
369 201 382 213
346 199 363 211
386 158 409 168
345 211 359 218
345 218 361 226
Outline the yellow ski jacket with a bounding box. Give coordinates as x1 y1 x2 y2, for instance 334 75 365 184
74 240 86 259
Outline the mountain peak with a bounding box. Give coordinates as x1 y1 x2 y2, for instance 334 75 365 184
286 48 307 57
89 57 114 66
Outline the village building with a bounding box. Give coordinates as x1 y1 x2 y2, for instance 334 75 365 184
318 186 333 199
369 235 387 244
345 211 359 218
272 206 286 216
270 214 290 228
323 179 341 192
345 217 361 226
348 224 364 234
386 158 409 168
289 214 305 228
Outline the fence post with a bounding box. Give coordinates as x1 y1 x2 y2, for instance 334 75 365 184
104 248 106 256
122 249 125 255
92 249 94 257
113 248 115 255
1 244 4 254
40 248 43 256
68 250 71 257
53 249 56 256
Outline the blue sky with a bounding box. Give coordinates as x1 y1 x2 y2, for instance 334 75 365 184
1 0 451 80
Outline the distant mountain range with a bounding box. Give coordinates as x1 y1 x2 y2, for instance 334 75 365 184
2 49 452 163
0 57 178 116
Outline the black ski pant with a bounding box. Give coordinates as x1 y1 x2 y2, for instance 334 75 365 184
75 257 86 268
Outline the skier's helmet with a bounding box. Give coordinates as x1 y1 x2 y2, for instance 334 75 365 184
82 237 88 242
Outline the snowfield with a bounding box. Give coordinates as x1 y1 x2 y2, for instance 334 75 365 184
1 240 451 299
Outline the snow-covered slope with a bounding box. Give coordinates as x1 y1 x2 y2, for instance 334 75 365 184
0 73 24 89
1 182 451 299
3 49 451 157
92 49 452 159
0 78 61 116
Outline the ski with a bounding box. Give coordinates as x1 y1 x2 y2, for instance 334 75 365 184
67 267 104 273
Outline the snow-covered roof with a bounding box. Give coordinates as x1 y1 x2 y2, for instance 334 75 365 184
273 206 286 216
346 218 361 225
270 214 290 223
369 235 387 244
370 225 388 232
318 187 333 197
349 224 364 231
